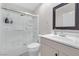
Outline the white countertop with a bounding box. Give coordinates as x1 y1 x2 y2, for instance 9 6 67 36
39 34 79 49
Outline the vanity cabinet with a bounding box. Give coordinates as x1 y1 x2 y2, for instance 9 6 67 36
40 37 79 56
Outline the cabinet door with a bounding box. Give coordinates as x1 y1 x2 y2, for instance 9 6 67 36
40 44 59 56
59 51 68 56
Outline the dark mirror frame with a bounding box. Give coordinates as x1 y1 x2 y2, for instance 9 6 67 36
53 3 79 30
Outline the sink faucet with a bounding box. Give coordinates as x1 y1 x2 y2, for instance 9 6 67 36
54 30 57 35
53 31 66 37
58 32 66 37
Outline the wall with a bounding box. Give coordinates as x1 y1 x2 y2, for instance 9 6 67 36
37 3 59 34
37 3 79 37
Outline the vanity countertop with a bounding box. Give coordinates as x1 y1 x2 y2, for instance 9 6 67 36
39 34 79 49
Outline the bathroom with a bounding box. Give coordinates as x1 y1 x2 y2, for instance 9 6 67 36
1 2 79 56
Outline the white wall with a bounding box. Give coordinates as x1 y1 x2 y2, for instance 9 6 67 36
37 3 59 34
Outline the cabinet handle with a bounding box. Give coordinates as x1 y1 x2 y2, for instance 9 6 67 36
55 53 58 56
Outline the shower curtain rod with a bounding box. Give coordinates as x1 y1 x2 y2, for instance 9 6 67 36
2 7 37 16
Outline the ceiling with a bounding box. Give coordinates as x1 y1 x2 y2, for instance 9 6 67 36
2 3 42 14
14 3 42 12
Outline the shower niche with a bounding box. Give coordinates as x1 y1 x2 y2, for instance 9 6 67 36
53 3 79 30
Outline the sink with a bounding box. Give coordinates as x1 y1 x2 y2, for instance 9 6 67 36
65 35 76 41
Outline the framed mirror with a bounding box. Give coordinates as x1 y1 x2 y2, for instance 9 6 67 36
53 3 79 30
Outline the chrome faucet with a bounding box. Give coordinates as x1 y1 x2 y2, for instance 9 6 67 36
54 30 57 35
58 32 66 37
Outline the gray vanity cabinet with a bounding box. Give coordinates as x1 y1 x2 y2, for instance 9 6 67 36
40 37 79 56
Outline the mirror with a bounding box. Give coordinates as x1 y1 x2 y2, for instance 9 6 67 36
53 3 79 30
56 4 75 27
